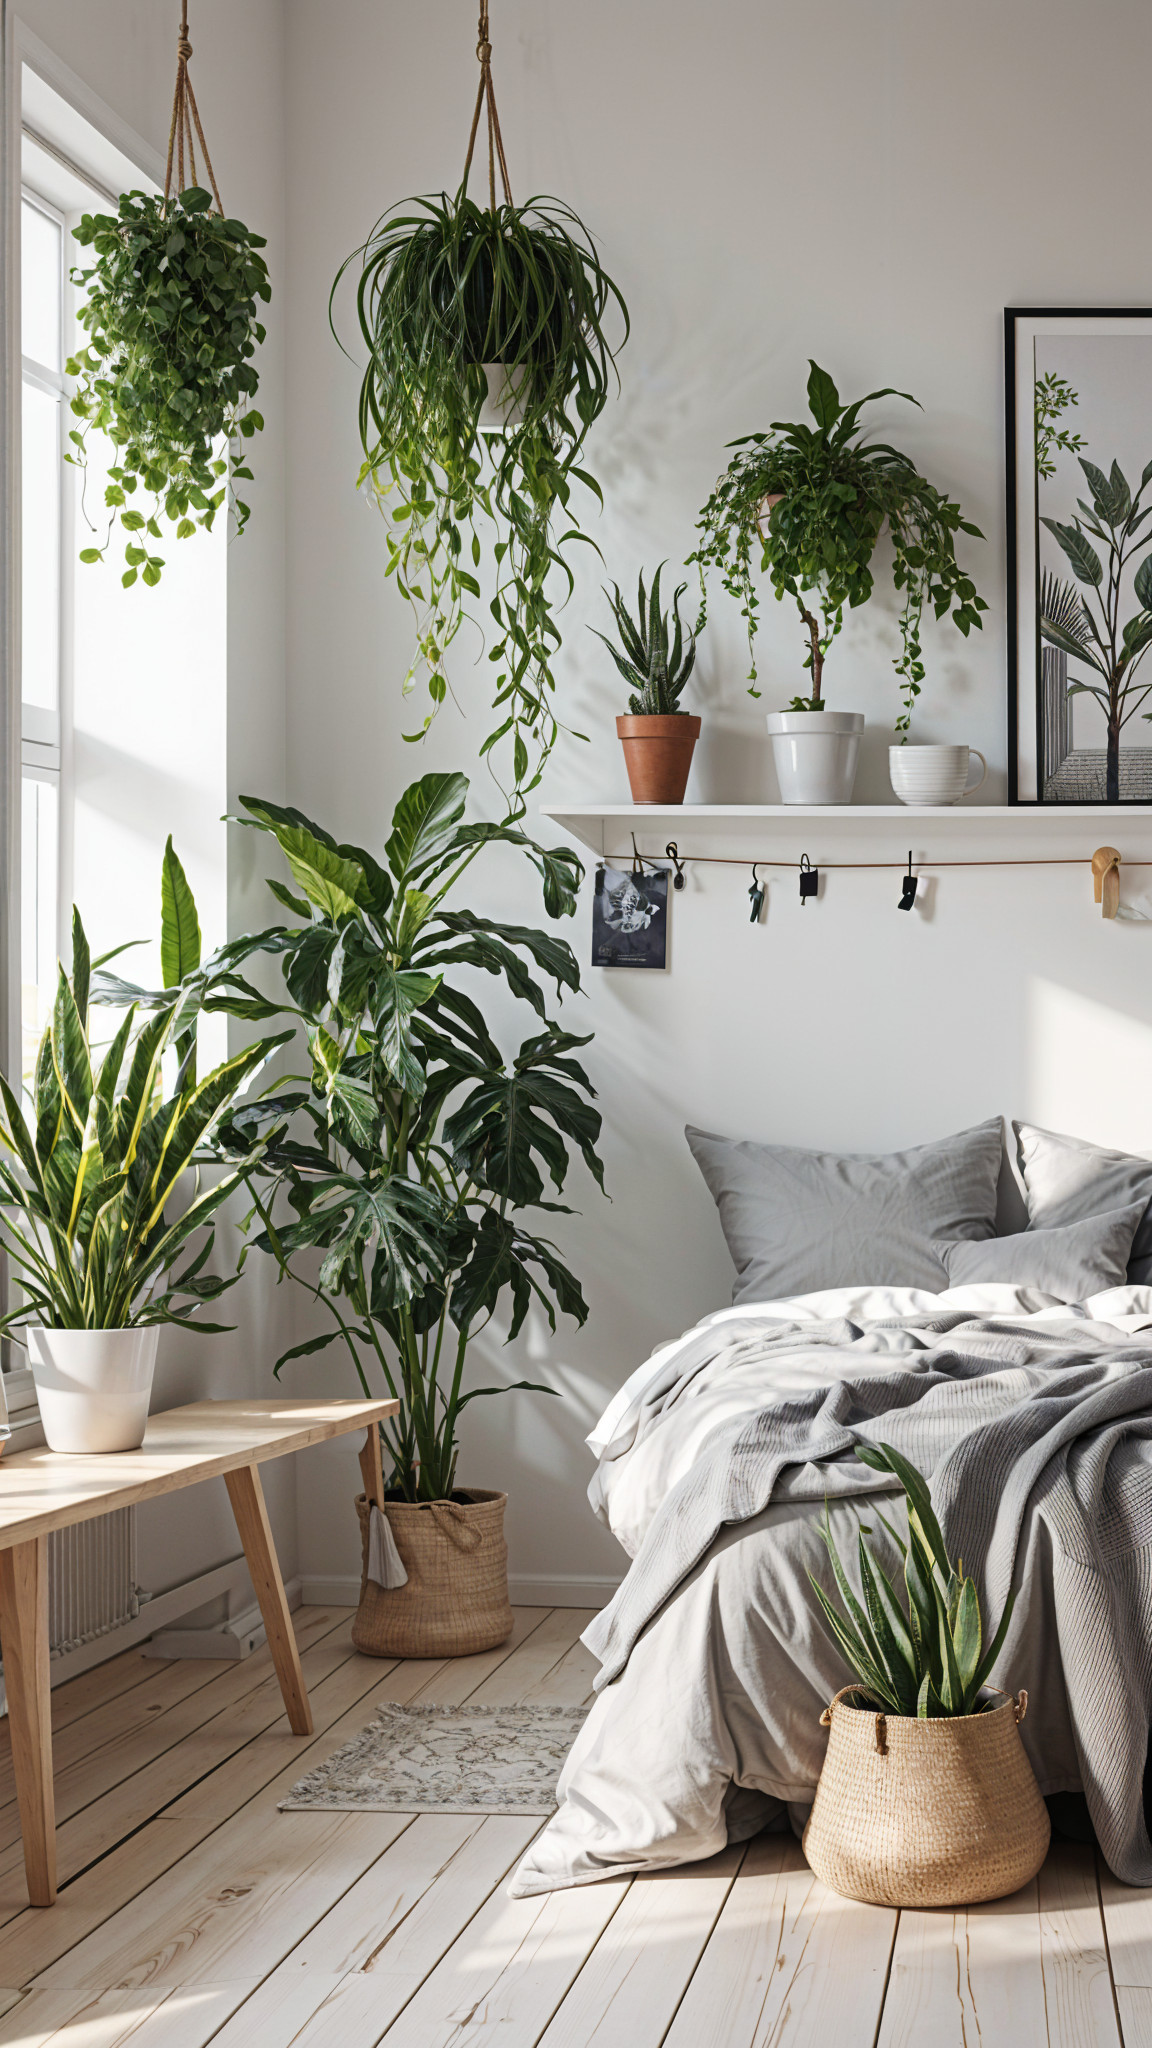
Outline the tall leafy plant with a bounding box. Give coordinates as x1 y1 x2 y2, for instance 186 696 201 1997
1039 455 1152 802
809 1443 1015 1718
0 844 289 1336
690 361 986 733
215 773 604 1502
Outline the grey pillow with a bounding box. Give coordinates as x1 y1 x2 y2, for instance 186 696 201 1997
1014 1122 1152 1284
933 1203 1146 1298
685 1119 1003 1304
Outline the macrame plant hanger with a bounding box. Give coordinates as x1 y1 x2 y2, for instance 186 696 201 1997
463 3 513 211
163 1 224 216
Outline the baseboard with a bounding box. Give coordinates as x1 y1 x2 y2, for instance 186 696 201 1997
299 1571 621 1610
143 1584 302 1661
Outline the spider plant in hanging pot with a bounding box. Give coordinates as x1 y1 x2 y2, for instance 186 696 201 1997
592 565 702 804
66 13 269 587
690 361 987 805
333 4 628 817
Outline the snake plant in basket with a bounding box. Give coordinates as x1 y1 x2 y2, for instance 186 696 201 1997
592 564 701 804
333 5 628 817
0 840 290 1451
802 1441 1049 1909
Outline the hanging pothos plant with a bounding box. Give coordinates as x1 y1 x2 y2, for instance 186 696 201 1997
333 4 628 815
66 13 269 587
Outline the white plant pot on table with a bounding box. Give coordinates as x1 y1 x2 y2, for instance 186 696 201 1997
766 710 864 805
27 1326 159 1453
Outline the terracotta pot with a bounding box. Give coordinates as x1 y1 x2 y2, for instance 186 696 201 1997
616 715 701 804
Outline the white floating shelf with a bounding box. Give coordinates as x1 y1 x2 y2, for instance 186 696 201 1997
542 803 1152 862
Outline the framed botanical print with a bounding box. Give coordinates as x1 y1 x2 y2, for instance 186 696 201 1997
1007 307 1152 803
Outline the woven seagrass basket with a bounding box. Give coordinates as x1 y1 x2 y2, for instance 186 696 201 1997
803 1685 1051 1907
351 1488 514 1659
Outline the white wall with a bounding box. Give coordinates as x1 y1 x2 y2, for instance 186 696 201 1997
280 0 1152 1597
15 0 294 1596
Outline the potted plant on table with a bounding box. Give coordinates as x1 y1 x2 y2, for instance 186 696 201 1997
803 1441 1049 1907
690 361 987 803
0 845 289 1452
591 564 701 804
216 772 604 1658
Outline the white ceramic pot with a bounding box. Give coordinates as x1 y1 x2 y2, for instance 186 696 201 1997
27 1327 159 1453
889 743 987 807
478 362 527 434
766 710 864 805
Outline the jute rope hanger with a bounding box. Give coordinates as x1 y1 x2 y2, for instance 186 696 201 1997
163 0 224 215
463 2 513 212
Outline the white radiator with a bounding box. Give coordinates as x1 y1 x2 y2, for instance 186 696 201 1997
47 1508 140 1658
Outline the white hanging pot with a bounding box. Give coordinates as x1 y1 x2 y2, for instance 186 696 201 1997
766 710 864 805
27 1326 159 1453
477 362 527 434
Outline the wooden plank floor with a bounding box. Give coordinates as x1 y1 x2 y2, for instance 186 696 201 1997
0 1604 1139 2047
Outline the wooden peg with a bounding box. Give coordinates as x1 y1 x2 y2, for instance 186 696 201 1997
1092 846 1121 918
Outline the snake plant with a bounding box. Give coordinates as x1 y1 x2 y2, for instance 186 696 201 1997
809 1441 1016 1718
0 842 289 1334
591 563 698 715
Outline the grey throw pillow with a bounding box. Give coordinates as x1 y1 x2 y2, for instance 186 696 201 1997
1014 1122 1152 1284
933 1203 1146 1299
685 1119 1003 1305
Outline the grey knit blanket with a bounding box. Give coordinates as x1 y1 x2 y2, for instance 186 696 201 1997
583 1310 1152 1883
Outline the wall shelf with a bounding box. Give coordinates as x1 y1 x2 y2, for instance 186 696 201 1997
542 803 1152 863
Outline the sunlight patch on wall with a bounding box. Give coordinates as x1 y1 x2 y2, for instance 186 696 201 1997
1026 977 1152 1150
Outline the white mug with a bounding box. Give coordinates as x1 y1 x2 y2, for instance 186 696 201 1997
889 743 987 807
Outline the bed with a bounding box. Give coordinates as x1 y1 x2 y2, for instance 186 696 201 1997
510 1116 1152 1900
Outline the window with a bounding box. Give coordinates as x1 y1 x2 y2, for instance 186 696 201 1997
20 188 64 1083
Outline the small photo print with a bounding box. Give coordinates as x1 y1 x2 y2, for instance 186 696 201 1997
592 864 669 970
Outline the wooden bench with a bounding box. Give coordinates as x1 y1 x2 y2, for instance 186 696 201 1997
0 1395 398 1906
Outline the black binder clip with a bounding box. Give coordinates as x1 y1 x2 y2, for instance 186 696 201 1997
898 852 918 912
748 864 766 923
799 854 818 907
666 842 687 892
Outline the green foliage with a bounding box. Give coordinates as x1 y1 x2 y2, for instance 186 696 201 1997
0 860 289 1336
67 186 270 585
689 361 986 733
1039 453 1152 802
333 187 628 815
1034 371 1086 481
217 772 603 1502
590 564 698 716
808 1441 1016 1718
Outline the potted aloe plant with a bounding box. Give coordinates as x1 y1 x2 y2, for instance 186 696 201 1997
691 362 987 803
802 1442 1049 1908
592 564 701 804
0 842 289 1452
214 772 604 1658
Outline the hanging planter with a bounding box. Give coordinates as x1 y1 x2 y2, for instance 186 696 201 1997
66 3 270 587
334 1 628 815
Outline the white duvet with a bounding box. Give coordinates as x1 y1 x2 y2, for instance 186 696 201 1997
510 1282 1152 1898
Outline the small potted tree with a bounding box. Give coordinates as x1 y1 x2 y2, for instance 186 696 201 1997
592 564 701 804
803 1442 1049 1907
217 772 605 1658
691 362 987 803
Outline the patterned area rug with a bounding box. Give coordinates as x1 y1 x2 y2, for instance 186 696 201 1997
278 1702 590 1815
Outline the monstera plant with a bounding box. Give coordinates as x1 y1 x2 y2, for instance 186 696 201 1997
216 773 603 1506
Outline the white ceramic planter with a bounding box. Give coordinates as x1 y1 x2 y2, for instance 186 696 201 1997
478 362 527 434
889 743 987 807
27 1327 159 1453
766 710 864 805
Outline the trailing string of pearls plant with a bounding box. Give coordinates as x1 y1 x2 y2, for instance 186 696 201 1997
66 1 269 587
333 2 629 818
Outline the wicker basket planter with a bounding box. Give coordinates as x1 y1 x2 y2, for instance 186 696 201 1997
351 1488 514 1659
803 1685 1051 1908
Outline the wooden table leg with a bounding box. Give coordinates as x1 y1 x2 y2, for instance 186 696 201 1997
225 1462 312 1736
358 1423 385 1510
0 1536 56 1905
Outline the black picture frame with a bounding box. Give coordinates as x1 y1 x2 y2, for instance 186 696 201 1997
591 864 669 970
1006 306 1152 804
